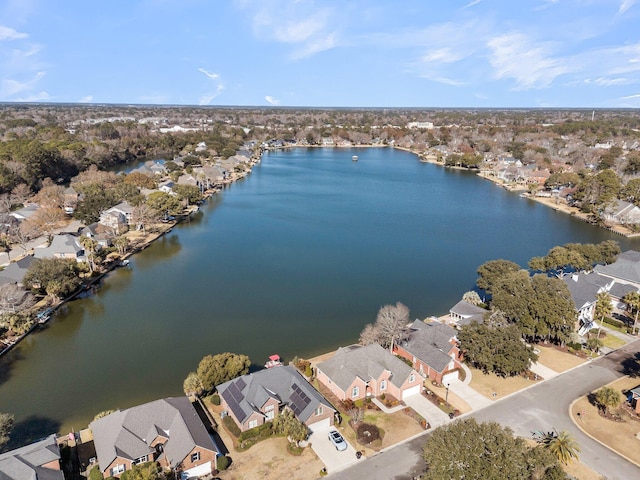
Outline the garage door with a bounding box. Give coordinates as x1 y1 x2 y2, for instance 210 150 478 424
402 385 421 399
180 461 212 480
442 371 459 384
308 417 332 432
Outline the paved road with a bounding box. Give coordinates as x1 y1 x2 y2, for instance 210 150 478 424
331 340 640 480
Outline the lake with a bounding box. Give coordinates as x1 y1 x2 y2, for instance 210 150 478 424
1 146 637 445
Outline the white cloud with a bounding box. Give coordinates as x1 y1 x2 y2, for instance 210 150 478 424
199 83 225 105
421 48 465 64
240 0 339 59
487 33 568 89
0 25 27 40
0 70 45 98
198 67 219 79
619 0 636 15
463 0 481 8
80 95 93 103
621 93 640 99
13 90 50 102
265 95 279 105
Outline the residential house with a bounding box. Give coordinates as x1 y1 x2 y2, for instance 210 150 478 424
82 223 116 248
63 186 80 214
629 385 640 413
90 397 221 479
10 204 39 222
0 434 64 480
448 300 486 327
594 250 640 288
316 343 422 402
34 234 85 262
0 255 36 287
99 201 134 235
563 272 614 333
218 365 335 432
603 200 640 226
158 180 175 195
393 320 462 384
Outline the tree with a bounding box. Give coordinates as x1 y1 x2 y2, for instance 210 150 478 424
462 290 482 306
0 283 34 314
535 430 580 465
120 461 161 480
374 302 410 351
93 410 116 421
0 412 14 450
476 259 520 294
79 236 99 273
273 408 308 445
23 206 67 239
22 258 81 299
594 291 613 341
196 352 251 394
594 386 622 415
422 419 567 480
183 371 204 398
131 204 157 234
124 172 157 189
146 191 182 217
458 321 537 377
358 323 380 346
172 184 203 205
624 291 640 335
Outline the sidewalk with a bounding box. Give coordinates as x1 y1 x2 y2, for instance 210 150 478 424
529 362 559 380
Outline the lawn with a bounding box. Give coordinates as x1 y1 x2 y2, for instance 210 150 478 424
535 345 586 372
468 367 537 399
571 376 640 465
601 333 627 350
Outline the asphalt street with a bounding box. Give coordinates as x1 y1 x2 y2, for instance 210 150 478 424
330 339 640 480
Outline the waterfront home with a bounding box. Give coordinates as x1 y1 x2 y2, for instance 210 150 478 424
393 320 462 384
448 300 486 327
34 234 85 262
563 272 613 330
603 200 640 226
0 434 64 480
316 343 422 402
90 397 221 479
0 255 36 287
217 365 335 432
99 201 134 235
82 223 115 248
158 180 175 195
594 250 640 288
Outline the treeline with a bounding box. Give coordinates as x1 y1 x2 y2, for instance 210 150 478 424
459 241 620 376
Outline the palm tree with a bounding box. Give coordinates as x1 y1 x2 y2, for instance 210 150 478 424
624 291 640 335
594 386 622 415
594 291 613 342
536 429 580 464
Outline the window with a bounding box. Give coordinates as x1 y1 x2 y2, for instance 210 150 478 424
249 419 258 429
315 405 323 416
111 465 125 476
265 405 275 420
190 452 200 463
132 456 148 465
380 380 387 391
409 373 415 383
351 386 359 398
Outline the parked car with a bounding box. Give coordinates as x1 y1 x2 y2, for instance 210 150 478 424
328 430 347 451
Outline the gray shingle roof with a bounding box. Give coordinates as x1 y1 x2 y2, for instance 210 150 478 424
89 397 219 473
0 435 63 480
0 256 36 286
317 343 415 392
562 272 611 310
399 320 457 373
595 250 640 285
33 235 83 259
449 300 486 317
217 365 333 425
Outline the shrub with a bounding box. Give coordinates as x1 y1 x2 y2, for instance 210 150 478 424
304 364 313 377
89 466 102 480
210 394 221 406
223 415 241 437
603 317 625 329
238 422 273 443
356 423 381 445
216 455 230 471
567 341 583 351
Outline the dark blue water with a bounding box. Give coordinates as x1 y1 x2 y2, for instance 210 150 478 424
1 147 636 443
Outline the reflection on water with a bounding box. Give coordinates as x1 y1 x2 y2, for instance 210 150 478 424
1 147 639 443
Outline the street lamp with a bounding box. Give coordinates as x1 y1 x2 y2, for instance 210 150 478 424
445 383 450 404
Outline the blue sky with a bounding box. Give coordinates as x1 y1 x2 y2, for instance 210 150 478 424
1 0 639 108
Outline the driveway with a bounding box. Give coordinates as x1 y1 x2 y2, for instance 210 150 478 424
447 378 492 409
307 423 360 475
403 393 449 428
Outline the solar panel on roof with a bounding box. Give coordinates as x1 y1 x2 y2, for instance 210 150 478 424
236 377 246 390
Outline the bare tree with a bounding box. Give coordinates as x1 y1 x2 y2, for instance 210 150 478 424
10 184 31 206
359 323 380 346
23 206 66 240
0 284 34 314
376 302 410 352
131 204 157 235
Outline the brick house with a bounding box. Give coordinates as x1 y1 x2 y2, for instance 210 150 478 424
316 343 423 401
0 434 64 480
217 365 335 432
90 397 221 479
393 320 463 384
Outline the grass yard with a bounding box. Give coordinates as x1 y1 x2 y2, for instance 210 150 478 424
428 383 472 414
601 333 627 350
468 367 537 399
571 376 640 466
535 345 586 372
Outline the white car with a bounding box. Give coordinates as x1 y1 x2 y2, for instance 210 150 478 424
328 430 347 451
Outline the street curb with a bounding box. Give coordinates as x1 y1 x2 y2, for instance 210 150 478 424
568 391 640 469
